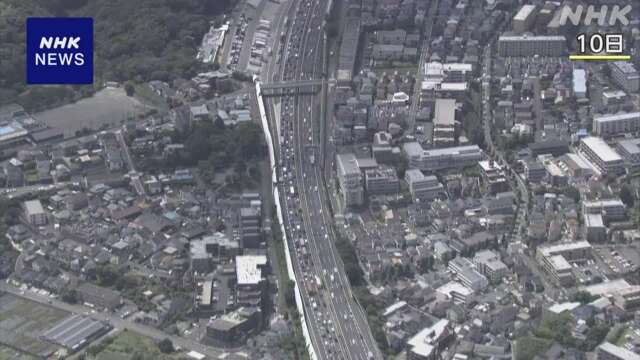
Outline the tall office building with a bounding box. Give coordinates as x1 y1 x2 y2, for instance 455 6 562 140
337 153 364 207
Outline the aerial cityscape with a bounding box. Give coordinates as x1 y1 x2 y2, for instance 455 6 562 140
0 0 639 359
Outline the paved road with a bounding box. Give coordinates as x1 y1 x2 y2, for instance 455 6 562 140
115 130 145 196
0 282 234 358
259 0 381 358
407 0 439 132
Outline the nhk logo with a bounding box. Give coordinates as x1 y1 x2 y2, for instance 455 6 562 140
551 5 632 27
26 18 93 84
36 37 85 66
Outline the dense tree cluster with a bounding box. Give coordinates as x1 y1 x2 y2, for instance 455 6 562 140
0 0 235 110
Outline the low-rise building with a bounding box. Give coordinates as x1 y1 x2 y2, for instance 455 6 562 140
405 169 444 203
512 4 537 33
407 319 452 360
597 342 640 360
403 142 484 172
448 257 488 292
76 283 122 310
583 199 626 223
23 199 46 226
365 167 400 196
473 250 508 284
524 160 547 183
236 255 268 308
432 99 456 147
616 138 640 171
478 160 509 194
206 307 262 346
610 61 640 93
536 241 592 287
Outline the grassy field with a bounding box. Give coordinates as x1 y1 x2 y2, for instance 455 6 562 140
0 294 69 358
0 345 37 360
90 331 181 360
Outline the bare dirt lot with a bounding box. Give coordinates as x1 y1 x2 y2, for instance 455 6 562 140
33 87 148 138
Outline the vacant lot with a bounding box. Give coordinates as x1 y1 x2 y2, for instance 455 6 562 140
0 345 37 360
0 293 68 358
90 331 179 360
33 87 148 138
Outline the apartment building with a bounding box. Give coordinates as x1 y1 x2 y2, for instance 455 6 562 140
593 112 640 137
611 61 640 93
578 137 624 176
536 241 592 287
498 35 565 57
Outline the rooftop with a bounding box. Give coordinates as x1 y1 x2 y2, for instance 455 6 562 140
499 35 565 41
594 112 640 123
236 255 267 285
514 4 536 21
24 199 45 215
407 319 449 357
434 99 456 126
539 241 591 257
581 137 622 162
617 138 640 155
612 61 639 76
337 153 360 176
598 342 640 360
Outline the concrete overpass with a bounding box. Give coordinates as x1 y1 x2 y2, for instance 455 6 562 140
260 79 334 96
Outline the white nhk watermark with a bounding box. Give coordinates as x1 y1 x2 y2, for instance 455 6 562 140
555 5 631 26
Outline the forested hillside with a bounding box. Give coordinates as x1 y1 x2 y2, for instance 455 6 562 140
0 0 233 110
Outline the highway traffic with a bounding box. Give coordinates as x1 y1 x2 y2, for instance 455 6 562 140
261 0 381 358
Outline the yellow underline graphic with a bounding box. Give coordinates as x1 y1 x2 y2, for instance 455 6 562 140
569 54 631 61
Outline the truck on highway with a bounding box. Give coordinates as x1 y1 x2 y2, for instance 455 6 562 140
290 186 295 196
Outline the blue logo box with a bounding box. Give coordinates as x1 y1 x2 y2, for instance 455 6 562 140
26 17 93 84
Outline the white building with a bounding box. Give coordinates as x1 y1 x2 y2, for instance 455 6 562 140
597 342 640 360
473 250 508 284
23 199 46 226
512 4 537 33
432 99 456 146
578 137 624 176
403 142 484 172
337 153 364 207
407 319 451 360
573 69 587 98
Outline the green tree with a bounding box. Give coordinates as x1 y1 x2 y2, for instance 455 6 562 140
417 255 434 274
620 184 635 207
570 290 596 304
158 338 174 353
61 289 78 304
124 81 135 96
284 280 296 308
